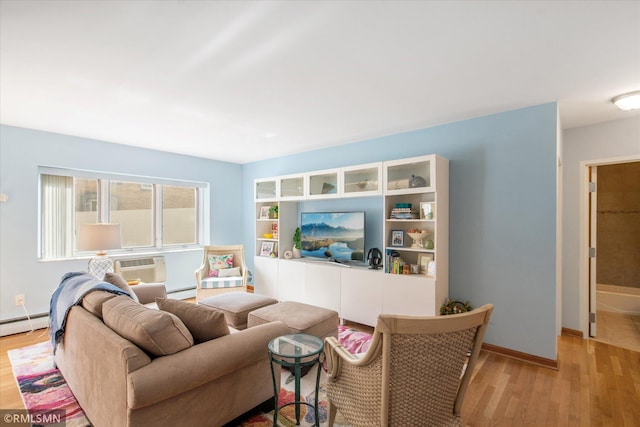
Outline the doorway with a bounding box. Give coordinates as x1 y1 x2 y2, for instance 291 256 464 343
588 161 640 351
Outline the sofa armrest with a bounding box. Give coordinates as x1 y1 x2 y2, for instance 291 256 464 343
127 320 291 409
131 283 167 305
54 306 152 426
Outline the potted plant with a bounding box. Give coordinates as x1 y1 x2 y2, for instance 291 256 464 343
268 205 278 219
293 227 301 258
440 298 473 315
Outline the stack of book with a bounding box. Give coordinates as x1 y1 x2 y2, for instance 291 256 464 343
390 207 418 219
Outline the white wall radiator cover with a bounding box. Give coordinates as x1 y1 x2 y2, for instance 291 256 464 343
114 256 166 283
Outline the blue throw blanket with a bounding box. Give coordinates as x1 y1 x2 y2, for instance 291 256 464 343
49 272 132 354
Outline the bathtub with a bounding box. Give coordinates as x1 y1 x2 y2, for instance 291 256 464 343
596 284 640 315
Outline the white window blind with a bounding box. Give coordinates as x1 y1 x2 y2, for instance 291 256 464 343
41 174 74 259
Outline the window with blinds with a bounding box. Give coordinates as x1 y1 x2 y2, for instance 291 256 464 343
39 169 206 259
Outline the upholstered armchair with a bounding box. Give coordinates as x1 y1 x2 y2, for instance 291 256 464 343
324 304 494 427
195 245 248 300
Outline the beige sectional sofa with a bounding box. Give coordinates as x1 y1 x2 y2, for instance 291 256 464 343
53 285 290 427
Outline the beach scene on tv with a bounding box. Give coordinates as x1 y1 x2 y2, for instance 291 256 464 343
300 212 365 262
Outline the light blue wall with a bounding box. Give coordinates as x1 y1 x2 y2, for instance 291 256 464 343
0 125 242 322
1 102 559 359
243 103 559 359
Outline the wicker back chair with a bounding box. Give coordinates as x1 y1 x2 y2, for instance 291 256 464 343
324 304 493 427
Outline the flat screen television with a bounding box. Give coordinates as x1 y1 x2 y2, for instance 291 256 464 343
300 211 365 263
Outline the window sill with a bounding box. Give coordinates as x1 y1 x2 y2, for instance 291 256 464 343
39 246 203 263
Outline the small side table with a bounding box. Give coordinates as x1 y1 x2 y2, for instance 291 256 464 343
268 333 324 426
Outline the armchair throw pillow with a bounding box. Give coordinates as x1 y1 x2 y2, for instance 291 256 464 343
217 266 241 278
207 253 234 277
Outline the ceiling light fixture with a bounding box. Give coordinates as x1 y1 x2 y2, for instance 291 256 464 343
611 90 640 111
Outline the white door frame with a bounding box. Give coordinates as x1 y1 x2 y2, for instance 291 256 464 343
588 166 597 337
579 154 640 337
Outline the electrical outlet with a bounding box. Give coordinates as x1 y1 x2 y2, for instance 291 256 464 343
15 294 25 306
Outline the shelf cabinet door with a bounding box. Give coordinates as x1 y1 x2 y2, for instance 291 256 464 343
341 162 382 197
279 174 305 200
278 260 306 303
254 256 279 299
384 155 435 195
305 263 341 313
382 275 437 316
341 268 383 326
307 169 340 199
255 178 277 201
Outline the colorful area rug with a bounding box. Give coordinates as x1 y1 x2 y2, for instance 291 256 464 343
8 326 372 426
237 325 372 427
7 341 89 427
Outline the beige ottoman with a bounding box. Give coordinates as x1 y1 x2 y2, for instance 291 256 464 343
199 292 277 330
247 301 339 339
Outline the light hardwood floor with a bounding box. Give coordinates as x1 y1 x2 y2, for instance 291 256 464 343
1 329 639 426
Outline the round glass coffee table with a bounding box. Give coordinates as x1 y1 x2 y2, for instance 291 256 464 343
268 333 324 426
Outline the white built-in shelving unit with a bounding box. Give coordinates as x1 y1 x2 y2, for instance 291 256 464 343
253 154 449 325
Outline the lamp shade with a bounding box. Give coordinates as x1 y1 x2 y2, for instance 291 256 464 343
78 223 122 253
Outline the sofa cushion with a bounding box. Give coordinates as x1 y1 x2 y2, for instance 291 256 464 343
200 276 244 290
81 291 119 319
103 296 193 356
104 272 139 302
156 297 229 343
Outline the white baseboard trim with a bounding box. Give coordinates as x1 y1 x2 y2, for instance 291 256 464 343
0 317 50 337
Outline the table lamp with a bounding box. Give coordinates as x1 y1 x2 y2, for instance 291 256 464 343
78 223 122 279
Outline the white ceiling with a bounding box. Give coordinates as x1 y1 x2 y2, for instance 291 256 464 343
1 1 639 164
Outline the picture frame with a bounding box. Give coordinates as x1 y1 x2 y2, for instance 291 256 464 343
259 206 271 219
427 260 436 277
420 202 434 220
391 230 404 247
418 253 433 274
260 241 275 257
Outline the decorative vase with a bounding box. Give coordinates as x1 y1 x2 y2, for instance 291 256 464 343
293 248 301 258
407 230 428 249
425 239 434 249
